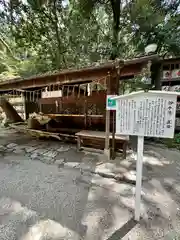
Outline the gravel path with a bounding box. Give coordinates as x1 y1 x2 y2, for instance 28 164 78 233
0 128 180 239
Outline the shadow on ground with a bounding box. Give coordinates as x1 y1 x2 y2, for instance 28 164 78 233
1 130 180 239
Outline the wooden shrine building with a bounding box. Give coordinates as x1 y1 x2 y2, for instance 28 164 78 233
0 54 160 158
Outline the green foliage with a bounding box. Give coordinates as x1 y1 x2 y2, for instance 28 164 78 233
128 0 180 55
0 0 179 79
162 133 180 149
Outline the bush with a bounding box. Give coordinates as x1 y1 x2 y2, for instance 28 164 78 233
162 133 180 149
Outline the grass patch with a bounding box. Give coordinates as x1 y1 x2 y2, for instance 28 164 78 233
162 133 180 150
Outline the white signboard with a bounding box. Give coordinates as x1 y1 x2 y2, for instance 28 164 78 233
116 92 177 138
112 90 178 221
106 95 117 110
113 90 178 221
42 90 62 98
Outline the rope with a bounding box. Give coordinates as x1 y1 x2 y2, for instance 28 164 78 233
3 75 108 99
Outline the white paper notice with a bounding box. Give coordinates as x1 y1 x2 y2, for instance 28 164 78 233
42 90 62 98
116 94 177 138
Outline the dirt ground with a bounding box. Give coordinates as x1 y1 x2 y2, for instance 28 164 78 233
0 127 180 239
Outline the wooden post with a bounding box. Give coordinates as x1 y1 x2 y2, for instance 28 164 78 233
104 73 111 160
38 89 42 113
77 136 81 151
105 110 110 145
84 99 87 129
55 100 58 114
111 110 116 159
111 61 121 159
150 59 162 91
24 91 30 119
104 61 123 160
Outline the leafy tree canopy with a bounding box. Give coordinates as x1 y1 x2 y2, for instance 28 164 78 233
0 0 179 79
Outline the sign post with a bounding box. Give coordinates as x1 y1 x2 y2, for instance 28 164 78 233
111 90 178 221
105 95 117 160
106 95 117 111
135 135 144 221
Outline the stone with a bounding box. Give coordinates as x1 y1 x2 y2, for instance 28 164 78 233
123 171 136 181
14 145 26 150
31 153 39 159
95 164 113 175
114 174 124 181
120 159 133 168
114 166 127 174
0 145 6 151
122 170 148 182
43 150 58 158
33 148 48 155
41 156 53 164
64 162 80 168
6 143 18 149
25 147 37 153
95 168 112 175
5 148 13 153
55 159 65 166
13 149 25 154
56 146 70 152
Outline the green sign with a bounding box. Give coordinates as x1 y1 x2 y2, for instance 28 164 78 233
106 95 116 110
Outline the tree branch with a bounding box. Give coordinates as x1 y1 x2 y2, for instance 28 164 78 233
0 34 20 61
42 0 67 68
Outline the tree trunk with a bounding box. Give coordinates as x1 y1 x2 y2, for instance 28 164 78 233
110 0 121 60
0 97 24 123
52 0 67 68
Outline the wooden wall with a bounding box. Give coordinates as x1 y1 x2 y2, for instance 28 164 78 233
38 91 107 131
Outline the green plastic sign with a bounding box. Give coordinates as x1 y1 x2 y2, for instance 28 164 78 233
106 95 116 110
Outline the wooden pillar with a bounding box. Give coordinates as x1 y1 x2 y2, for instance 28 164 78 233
104 73 111 159
111 110 116 159
151 61 162 90
84 99 87 129
104 66 120 160
24 92 29 120
24 91 33 120
111 69 120 160
24 90 40 119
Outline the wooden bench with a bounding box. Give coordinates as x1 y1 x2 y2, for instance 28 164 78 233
75 130 129 159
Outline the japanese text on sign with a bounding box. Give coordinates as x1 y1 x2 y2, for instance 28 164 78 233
116 94 177 138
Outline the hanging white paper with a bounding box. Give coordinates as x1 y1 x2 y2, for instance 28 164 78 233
42 90 62 98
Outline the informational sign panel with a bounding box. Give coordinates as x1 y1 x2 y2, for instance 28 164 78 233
42 90 62 98
113 90 178 221
116 92 177 138
106 95 117 110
